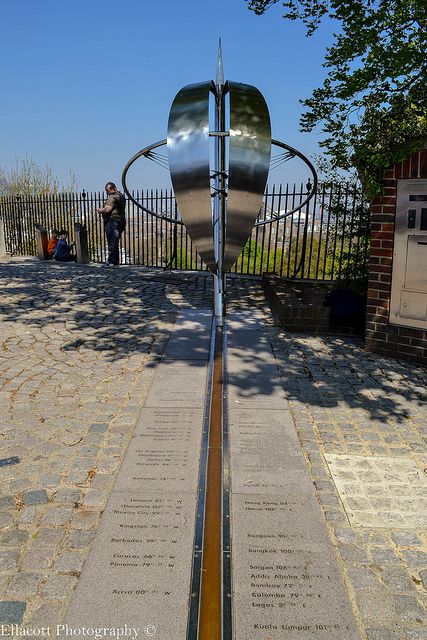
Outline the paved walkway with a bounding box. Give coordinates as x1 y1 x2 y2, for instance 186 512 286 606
0 259 426 639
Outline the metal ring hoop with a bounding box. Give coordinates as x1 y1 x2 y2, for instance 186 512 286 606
254 139 318 227
122 139 184 226
122 138 317 227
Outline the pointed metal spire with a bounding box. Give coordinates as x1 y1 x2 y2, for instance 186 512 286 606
216 38 224 88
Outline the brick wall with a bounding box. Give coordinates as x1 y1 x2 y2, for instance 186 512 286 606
365 148 427 365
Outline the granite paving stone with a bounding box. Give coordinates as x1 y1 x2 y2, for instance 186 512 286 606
404 631 427 640
0 496 16 511
23 490 48 506
27 603 64 629
419 570 427 591
354 589 395 624
41 574 78 600
0 600 26 624
53 489 81 504
40 507 73 527
68 511 99 530
6 573 41 597
366 630 400 640
54 551 85 573
0 529 29 545
0 513 17 529
17 508 36 525
20 548 55 571
65 530 96 549
394 595 426 623
31 528 65 548
380 567 418 593
0 551 20 571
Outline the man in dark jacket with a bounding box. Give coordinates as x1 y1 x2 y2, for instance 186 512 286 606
97 182 126 266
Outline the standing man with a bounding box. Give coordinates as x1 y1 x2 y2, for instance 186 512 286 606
97 182 126 266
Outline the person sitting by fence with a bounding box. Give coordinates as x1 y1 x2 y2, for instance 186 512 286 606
47 229 59 259
53 229 76 262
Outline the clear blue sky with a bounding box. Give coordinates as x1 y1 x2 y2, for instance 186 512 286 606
1 0 336 192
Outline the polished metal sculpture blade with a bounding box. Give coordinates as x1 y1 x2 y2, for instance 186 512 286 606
167 82 216 271
225 81 271 271
216 39 224 87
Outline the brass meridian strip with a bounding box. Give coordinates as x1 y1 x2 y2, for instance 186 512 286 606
186 319 232 640
186 319 216 640
198 325 223 640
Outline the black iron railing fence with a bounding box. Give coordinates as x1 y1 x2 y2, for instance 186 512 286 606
0 183 370 280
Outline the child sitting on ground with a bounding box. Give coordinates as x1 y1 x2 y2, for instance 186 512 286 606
53 229 76 262
47 229 59 258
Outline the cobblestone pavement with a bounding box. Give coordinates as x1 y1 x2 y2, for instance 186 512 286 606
0 262 426 639
0 258 211 631
228 278 427 640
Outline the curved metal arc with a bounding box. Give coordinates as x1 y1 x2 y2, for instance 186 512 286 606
121 139 183 225
122 136 317 228
255 139 318 226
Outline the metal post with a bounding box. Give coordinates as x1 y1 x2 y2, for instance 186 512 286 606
16 196 23 254
34 223 49 260
74 222 89 264
0 216 7 258
213 42 226 325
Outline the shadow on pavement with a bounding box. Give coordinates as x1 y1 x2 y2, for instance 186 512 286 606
269 330 427 425
0 259 425 424
0 260 211 365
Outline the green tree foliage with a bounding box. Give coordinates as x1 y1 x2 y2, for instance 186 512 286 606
325 185 371 292
247 0 427 195
234 234 330 278
0 157 77 196
313 159 371 290
175 248 199 270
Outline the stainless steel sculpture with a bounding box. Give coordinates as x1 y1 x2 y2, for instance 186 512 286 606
122 43 317 323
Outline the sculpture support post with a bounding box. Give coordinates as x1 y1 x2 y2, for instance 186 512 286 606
213 81 226 326
213 54 226 326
